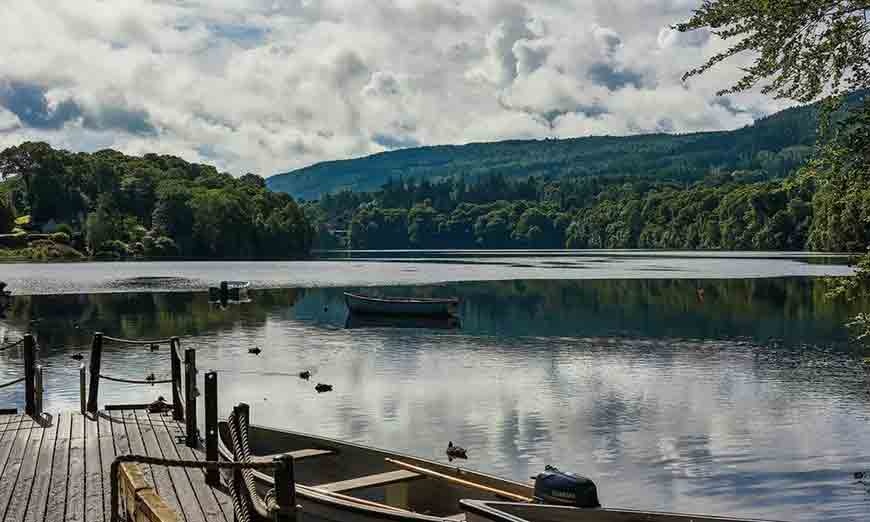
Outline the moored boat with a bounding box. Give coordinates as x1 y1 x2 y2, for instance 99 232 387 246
218 419 534 522
344 292 459 318
459 500 781 522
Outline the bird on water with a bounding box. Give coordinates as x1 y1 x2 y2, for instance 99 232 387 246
315 383 333 393
299 370 311 380
71 353 84 361
248 346 262 355
446 441 468 461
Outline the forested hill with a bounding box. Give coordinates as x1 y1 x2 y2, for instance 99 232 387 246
0 143 312 260
267 95 848 200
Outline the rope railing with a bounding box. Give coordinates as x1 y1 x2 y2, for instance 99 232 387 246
102 335 175 346
0 376 25 389
0 338 24 351
228 407 275 520
109 454 277 522
99 374 173 385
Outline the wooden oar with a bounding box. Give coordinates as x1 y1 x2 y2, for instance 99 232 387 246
299 484 412 513
385 458 533 503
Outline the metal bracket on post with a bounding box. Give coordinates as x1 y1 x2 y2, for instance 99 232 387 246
34 365 43 416
85 333 103 414
272 455 297 522
184 348 198 447
170 337 184 421
80 364 86 414
23 334 36 416
204 371 219 486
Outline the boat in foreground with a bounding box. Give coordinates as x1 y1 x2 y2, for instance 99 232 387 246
460 500 781 522
218 420 535 522
345 292 459 318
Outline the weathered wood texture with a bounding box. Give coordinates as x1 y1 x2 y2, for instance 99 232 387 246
0 410 230 522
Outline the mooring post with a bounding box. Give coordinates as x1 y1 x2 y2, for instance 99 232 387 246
86 332 103 414
23 333 36 415
79 364 86 414
184 348 198 447
204 371 219 486
170 337 184 421
272 454 296 522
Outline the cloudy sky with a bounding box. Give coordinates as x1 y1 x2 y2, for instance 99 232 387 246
0 0 792 176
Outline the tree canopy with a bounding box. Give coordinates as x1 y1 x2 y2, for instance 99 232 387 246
0 143 313 259
677 0 870 102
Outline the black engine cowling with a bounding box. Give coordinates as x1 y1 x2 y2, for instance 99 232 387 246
532 465 600 508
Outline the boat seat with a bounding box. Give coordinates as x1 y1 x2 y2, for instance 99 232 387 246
444 515 466 521
315 469 424 493
252 448 336 463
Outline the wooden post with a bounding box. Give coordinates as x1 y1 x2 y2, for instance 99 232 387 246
23 333 36 415
272 455 296 522
204 371 219 486
184 348 198 447
86 333 103 414
79 364 86 414
170 338 184 421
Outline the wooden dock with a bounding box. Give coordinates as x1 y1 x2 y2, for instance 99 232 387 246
0 409 233 522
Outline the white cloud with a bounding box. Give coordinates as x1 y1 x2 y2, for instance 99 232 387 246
0 0 793 176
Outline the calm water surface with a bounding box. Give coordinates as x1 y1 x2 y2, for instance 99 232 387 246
1 255 868 521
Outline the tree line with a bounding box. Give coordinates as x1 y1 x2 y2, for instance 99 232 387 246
0 143 313 259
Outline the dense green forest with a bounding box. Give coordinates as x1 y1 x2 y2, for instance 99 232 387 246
305 94 869 252
0 143 312 260
306 171 809 250
268 94 861 201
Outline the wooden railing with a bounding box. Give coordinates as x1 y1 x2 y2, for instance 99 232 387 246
117 461 178 522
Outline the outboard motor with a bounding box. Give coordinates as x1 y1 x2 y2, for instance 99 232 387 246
532 465 600 508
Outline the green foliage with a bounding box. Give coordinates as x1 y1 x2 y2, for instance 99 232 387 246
0 198 14 234
0 142 312 259
677 0 870 102
268 95 850 200
50 232 70 245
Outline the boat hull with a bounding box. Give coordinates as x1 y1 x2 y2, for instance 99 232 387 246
460 500 782 522
219 422 532 522
345 293 458 318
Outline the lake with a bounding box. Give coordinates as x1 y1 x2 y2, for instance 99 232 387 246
1 253 868 521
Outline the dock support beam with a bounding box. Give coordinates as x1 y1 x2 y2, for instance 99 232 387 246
185 348 198 447
170 338 184 421
86 333 103 414
204 371 219 486
272 455 297 522
23 333 36 415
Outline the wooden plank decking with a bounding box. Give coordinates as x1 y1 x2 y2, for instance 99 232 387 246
0 410 230 522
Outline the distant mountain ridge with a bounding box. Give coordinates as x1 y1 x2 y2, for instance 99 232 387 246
267 95 857 201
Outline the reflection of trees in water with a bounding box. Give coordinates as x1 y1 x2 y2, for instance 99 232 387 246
291 278 861 345
2 289 303 355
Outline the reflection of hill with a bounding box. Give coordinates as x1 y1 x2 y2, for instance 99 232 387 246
290 279 859 345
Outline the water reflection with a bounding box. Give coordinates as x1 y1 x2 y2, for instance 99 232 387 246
1 278 869 521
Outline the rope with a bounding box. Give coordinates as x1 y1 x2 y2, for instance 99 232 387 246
102 335 174 346
0 376 25 389
0 338 24 351
228 410 274 518
98 374 173 385
109 454 275 522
